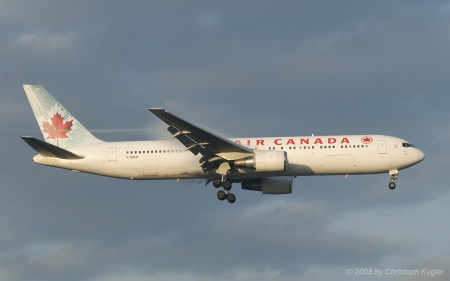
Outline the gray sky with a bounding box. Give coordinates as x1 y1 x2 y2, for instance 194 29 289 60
1 1 449 280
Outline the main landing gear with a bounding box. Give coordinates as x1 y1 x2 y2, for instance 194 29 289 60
388 169 398 190
213 178 236 203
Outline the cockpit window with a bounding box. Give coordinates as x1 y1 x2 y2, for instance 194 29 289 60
402 142 415 148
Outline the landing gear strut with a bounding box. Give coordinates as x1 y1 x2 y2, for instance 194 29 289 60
213 178 236 204
388 169 398 190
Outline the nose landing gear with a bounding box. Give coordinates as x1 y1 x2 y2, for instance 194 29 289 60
388 169 398 190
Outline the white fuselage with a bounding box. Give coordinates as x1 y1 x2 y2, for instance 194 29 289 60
31 135 424 180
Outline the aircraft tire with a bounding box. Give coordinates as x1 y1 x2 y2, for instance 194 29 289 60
388 182 396 190
217 190 226 201
227 193 236 204
212 179 221 188
222 180 232 191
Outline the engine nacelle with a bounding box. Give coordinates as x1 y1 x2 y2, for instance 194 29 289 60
241 177 293 194
234 150 287 172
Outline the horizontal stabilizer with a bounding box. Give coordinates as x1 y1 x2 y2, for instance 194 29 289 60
21 136 84 159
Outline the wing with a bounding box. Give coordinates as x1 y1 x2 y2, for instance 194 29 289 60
149 108 254 169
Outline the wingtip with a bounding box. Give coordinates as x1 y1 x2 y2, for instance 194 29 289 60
22 84 43 92
22 83 41 87
149 108 166 113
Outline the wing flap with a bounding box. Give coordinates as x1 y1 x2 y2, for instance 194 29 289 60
21 136 84 159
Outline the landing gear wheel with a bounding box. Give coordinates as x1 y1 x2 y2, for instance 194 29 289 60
388 182 396 190
217 190 226 201
222 180 232 191
212 179 221 188
227 193 236 204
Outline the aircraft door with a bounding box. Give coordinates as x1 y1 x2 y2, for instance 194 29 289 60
108 147 117 162
378 140 387 154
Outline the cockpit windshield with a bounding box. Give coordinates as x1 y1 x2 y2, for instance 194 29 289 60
402 142 415 148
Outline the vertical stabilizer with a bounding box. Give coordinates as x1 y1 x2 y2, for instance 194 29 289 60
23 84 103 148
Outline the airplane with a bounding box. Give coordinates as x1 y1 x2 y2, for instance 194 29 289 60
21 84 425 204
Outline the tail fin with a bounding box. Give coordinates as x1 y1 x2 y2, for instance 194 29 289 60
23 84 103 148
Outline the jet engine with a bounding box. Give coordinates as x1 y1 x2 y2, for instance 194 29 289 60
234 150 287 172
241 176 293 194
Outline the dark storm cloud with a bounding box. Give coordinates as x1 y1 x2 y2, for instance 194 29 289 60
1 1 449 281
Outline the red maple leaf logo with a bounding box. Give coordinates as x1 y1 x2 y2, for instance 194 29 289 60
42 112 73 139
361 136 373 144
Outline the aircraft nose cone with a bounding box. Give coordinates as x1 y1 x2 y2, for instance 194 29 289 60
417 149 425 163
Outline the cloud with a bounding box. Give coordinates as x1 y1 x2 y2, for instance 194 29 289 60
389 256 450 281
15 32 74 50
0 242 97 281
